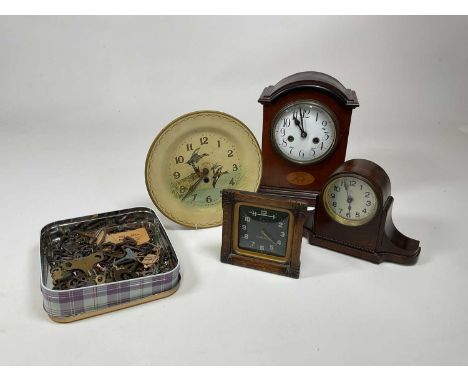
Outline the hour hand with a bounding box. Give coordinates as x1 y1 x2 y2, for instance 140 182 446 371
293 111 307 138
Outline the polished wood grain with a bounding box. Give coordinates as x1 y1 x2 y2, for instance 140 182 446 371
304 159 421 265
258 71 359 206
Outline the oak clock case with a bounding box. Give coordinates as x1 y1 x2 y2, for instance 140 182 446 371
220 189 308 278
258 71 359 206
305 159 421 265
145 111 262 228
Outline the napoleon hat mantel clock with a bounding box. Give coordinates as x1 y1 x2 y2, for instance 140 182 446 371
305 159 421 265
258 71 359 205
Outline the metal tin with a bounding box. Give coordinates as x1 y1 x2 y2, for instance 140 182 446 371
40 207 180 322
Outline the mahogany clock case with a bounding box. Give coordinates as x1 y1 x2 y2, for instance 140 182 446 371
258 71 359 206
305 159 421 265
220 189 308 278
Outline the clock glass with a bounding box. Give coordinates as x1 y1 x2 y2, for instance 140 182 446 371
145 111 262 228
272 101 338 164
236 204 290 259
323 175 378 226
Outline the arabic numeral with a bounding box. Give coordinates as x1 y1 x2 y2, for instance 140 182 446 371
278 222 283 228
282 139 288 147
269 244 275 250
311 148 316 156
227 149 233 157
280 231 285 238
245 216 251 222
332 201 337 207
259 245 265 251
180 186 186 194
322 120 327 127
331 193 336 198
243 233 249 239
218 140 221 147
186 143 193 151
241 225 246 230
283 119 290 127
365 192 370 198
299 150 304 157
206 196 212 203
233 164 238 171
192 194 197 201
334 185 340 192
324 133 330 140
280 128 286 137
229 178 235 185
346 212 351 218
289 146 295 154
173 171 180 179
175 155 184 164
350 180 357 187
276 240 282 245
355 212 360 218
200 136 208 145
362 208 367 214
366 200 371 206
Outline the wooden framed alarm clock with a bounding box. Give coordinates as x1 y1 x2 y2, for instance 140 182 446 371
305 159 421 265
258 71 359 205
220 189 308 278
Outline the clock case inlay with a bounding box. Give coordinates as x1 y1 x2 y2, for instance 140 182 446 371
304 159 421 265
221 189 308 278
258 71 359 206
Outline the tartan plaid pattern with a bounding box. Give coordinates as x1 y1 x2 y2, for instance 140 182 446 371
41 263 180 318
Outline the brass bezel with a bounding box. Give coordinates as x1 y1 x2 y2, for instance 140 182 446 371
232 201 294 264
323 174 379 227
270 100 340 165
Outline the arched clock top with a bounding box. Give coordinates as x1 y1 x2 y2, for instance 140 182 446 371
258 71 359 108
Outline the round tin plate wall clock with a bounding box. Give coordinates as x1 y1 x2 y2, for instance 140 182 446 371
145 111 262 228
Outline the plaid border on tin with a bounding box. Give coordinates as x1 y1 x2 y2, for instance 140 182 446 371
41 263 179 317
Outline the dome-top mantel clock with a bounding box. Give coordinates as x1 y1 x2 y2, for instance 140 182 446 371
258 71 359 206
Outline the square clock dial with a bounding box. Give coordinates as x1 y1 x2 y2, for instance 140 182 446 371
221 189 307 278
237 205 290 259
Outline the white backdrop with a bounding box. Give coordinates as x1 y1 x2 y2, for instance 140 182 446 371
1 16 467 365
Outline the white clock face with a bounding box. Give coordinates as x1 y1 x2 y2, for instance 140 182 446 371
324 176 378 226
272 101 337 164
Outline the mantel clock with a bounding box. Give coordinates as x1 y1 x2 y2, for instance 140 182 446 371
258 71 359 205
305 159 421 265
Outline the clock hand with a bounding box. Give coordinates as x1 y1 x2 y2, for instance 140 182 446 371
181 177 203 201
261 229 277 245
344 182 353 213
293 113 307 138
181 167 209 201
299 107 307 138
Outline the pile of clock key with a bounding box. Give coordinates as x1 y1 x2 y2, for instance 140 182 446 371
145 71 421 278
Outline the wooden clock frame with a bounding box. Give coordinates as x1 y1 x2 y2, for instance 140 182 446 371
258 71 359 206
304 159 421 265
220 189 308 278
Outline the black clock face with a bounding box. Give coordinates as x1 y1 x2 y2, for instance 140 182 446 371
237 205 290 258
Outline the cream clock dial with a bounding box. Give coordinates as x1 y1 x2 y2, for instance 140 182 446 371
272 101 338 164
323 175 378 226
145 111 262 228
